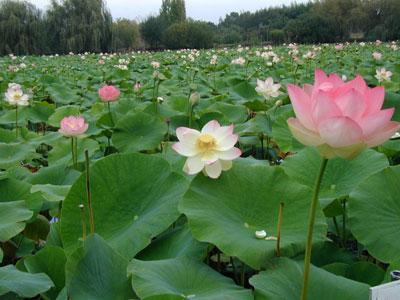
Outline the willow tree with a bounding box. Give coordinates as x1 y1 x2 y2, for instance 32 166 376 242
0 0 45 55
46 0 112 54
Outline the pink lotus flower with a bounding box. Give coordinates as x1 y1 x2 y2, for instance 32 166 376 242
172 120 242 178
335 44 344 50
98 85 120 102
287 69 400 159
59 116 89 137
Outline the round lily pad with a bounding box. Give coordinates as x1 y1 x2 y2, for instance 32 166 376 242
61 153 189 258
349 166 400 263
179 160 327 269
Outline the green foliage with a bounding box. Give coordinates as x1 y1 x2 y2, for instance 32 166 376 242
0 0 44 55
160 0 186 27
112 18 140 52
163 20 215 49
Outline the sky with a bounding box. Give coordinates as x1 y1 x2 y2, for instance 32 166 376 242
30 0 306 23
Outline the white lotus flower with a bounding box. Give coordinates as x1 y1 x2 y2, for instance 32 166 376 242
231 57 246 65
255 77 281 99
4 83 29 106
375 68 392 82
172 120 241 179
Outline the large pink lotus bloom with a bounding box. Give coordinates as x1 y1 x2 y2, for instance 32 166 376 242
59 116 89 137
98 85 120 102
172 120 242 178
287 69 400 159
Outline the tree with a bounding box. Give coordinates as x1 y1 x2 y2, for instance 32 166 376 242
0 0 45 55
160 0 186 26
140 15 165 49
112 18 140 52
45 0 112 54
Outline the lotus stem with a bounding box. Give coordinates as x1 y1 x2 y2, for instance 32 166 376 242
85 150 95 234
276 202 284 257
15 106 18 138
107 102 114 126
301 158 328 300
79 204 86 241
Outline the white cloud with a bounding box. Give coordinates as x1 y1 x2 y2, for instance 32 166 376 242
29 0 306 23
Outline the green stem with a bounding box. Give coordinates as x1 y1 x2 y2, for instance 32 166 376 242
107 102 114 126
15 106 18 138
301 158 328 300
342 199 347 247
74 137 78 169
85 150 95 234
71 137 78 169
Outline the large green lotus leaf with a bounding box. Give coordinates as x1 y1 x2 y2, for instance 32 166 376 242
137 225 208 261
26 163 80 185
282 147 388 203
61 153 189 258
46 84 81 105
24 246 66 299
0 178 31 202
65 234 135 300
0 265 54 298
0 201 33 242
0 142 38 170
179 161 327 269
112 111 167 153
0 247 3 263
206 102 247 123
349 166 400 263
250 258 369 300
128 257 253 300
31 184 71 203
47 137 98 166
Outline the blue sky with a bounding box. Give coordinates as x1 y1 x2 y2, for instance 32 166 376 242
30 0 307 23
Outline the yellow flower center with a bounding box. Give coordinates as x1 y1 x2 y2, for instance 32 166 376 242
196 134 217 152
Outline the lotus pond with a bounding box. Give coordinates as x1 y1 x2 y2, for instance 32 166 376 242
0 42 400 299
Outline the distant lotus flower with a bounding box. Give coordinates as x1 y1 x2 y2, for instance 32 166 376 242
59 116 89 137
287 69 400 159
255 77 281 99
375 68 392 82
151 61 160 68
372 52 382 60
172 120 241 179
231 57 246 65
4 83 29 106
98 85 120 102
335 44 343 50
134 82 142 92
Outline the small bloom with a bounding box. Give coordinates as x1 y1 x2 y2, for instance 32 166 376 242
151 61 160 69
231 57 246 65
98 85 120 102
335 44 343 50
59 116 89 137
375 68 392 82
4 83 29 106
134 82 142 92
255 77 281 99
287 69 400 159
172 120 241 179
372 52 382 60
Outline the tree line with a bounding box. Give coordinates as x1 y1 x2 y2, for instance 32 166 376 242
0 0 399 55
